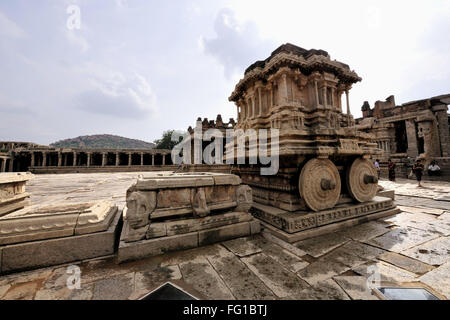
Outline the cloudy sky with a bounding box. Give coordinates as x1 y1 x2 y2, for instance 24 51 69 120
0 0 449 145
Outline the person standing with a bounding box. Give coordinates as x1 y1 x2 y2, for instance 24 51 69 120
374 159 381 179
413 158 425 187
388 159 396 181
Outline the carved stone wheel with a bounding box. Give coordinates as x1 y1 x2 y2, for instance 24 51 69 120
346 158 378 203
298 158 341 212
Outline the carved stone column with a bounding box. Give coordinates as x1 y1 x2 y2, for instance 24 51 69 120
345 90 351 115
258 87 262 116
102 153 107 166
405 119 418 158
87 153 91 167
140 153 144 166
42 152 47 167
162 154 166 165
433 105 450 156
57 152 62 167
331 88 335 108
73 152 77 166
31 152 35 167
128 153 132 166
314 80 319 107
1 159 6 172
252 96 255 119
323 85 327 106
152 154 155 166
115 152 119 166
8 158 14 172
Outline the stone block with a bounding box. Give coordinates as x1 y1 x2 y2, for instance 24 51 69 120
198 221 250 246
117 232 198 264
250 219 261 234
0 208 121 274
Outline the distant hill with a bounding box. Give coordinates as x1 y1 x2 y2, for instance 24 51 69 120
50 134 156 150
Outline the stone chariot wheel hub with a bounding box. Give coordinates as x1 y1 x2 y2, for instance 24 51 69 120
346 158 378 203
298 158 341 212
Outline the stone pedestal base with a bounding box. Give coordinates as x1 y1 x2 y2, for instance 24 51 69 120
117 212 260 263
252 196 399 243
0 206 122 275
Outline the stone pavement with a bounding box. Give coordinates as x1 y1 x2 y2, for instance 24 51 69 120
0 173 449 300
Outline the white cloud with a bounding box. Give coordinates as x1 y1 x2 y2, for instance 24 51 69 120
77 69 157 119
0 11 25 38
202 8 274 79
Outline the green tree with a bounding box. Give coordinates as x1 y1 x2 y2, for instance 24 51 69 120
154 130 186 150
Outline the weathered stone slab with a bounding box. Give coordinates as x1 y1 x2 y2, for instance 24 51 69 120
241 253 310 298
336 221 390 242
1 208 121 274
35 284 94 300
333 276 379 300
198 221 254 247
366 227 440 253
401 236 450 266
179 256 235 299
118 232 198 264
0 201 118 245
221 237 262 257
260 230 307 257
293 279 350 300
250 236 309 273
92 272 135 300
296 255 350 286
294 232 350 258
134 265 182 293
377 251 434 275
419 261 450 299
352 261 418 283
206 245 276 300
397 205 444 216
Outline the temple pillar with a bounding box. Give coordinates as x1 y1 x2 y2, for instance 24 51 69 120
314 80 319 107
432 105 450 156
252 97 255 119
115 153 119 166
42 152 47 167
162 154 166 165
345 90 351 115
258 87 262 116
331 88 335 108
57 152 62 167
31 152 35 167
140 153 144 166
152 154 155 166
405 119 418 158
323 85 327 106
1 159 6 172
73 152 77 166
270 86 274 108
102 153 106 166
128 153 132 166
9 158 14 172
236 105 240 121
87 153 91 167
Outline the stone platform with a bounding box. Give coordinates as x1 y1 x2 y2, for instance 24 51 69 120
117 172 260 263
0 172 33 217
0 201 121 275
252 196 399 243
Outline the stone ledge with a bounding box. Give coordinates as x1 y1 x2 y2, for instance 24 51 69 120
117 219 260 264
0 208 122 275
259 207 400 243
